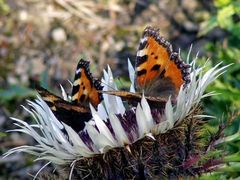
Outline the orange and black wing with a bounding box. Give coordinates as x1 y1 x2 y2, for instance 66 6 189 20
71 59 103 108
36 86 92 132
135 26 190 96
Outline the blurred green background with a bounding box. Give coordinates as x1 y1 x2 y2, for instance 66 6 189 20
0 0 239 179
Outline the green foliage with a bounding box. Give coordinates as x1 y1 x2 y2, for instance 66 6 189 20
0 132 7 137
0 0 10 15
199 0 240 117
39 67 50 89
200 113 240 179
198 1 240 178
0 85 35 109
200 0 240 39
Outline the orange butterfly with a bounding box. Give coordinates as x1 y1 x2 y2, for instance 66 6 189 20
101 26 190 106
36 59 103 132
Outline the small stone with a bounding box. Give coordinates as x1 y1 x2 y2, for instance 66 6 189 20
52 28 67 43
19 10 28 22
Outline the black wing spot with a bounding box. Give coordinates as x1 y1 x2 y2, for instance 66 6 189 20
137 69 147 76
72 84 80 97
80 94 86 102
154 56 158 60
74 71 81 80
151 64 161 71
136 55 148 67
151 52 154 55
138 40 148 50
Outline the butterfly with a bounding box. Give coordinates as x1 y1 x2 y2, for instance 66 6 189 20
101 26 190 107
36 59 103 132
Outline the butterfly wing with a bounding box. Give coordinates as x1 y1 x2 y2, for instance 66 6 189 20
36 86 92 132
71 59 103 108
135 26 190 97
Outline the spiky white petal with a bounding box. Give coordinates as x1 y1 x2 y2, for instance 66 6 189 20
128 58 135 92
136 103 148 137
164 97 174 128
60 84 68 101
141 95 153 125
89 105 117 147
63 123 95 157
97 103 108 120
102 66 125 115
136 96 153 137
85 123 113 153
4 98 95 165
109 113 130 145
141 94 154 129
173 61 232 127
152 97 174 134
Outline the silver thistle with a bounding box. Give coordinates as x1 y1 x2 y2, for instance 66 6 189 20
3 51 231 179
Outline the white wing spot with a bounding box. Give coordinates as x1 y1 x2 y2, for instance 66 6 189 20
137 49 147 57
140 37 147 44
76 68 82 74
83 90 88 95
73 80 81 86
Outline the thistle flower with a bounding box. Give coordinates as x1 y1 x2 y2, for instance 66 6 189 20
3 52 233 179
